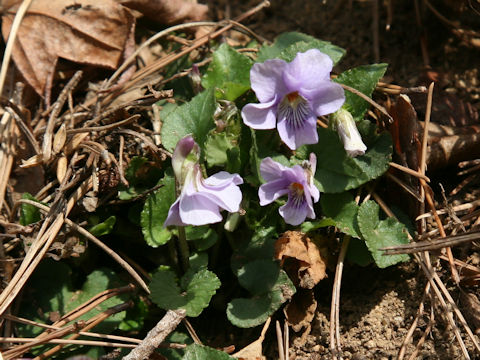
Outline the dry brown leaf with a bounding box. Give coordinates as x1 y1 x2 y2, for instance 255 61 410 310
53 123 67 154
232 317 270 360
118 0 208 24
2 0 135 98
284 289 317 333
274 231 327 289
56 155 68 183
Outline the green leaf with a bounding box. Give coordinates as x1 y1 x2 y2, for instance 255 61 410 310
161 89 216 152
205 132 237 168
183 344 235 359
311 126 392 193
189 252 209 272
346 237 373 266
231 226 277 273
335 64 388 120
227 270 295 328
150 268 221 317
89 216 116 237
357 201 410 268
278 39 345 65
321 192 361 238
236 260 280 296
141 173 176 247
20 192 41 225
150 269 185 310
201 44 253 101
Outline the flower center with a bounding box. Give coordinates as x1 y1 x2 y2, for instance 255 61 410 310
289 182 305 207
278 92 310 130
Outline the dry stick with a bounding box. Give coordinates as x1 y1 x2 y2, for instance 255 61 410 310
385 172 423 202
17 198 149 292
416 252 475 358
42 71 83 118
182 318 202 344
67 114 140 134
5 302 131 360
276 321 285 360
382 231 480 255
329 235 351 360
106 21 220 88
4 106 41 154
407 304 435 360
122 309 187 360
284 321 289 360
416 199 480 220
2 313 142 345
0 337 136 348
339 83 393 122
0 177 93 317
0 0 33 95
35 302 133 360
389 162 430 182
420 83 459 283
4 300 131 359
397 282 431 360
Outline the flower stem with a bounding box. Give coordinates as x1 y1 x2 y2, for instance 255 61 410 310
176 226 190 272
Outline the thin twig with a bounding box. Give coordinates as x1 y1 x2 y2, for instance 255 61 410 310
67 114 140 134
0 0 34 95
389 162 430 182
276 321 285 360
330 236 350 360
397 282 431 360
339 83 392 122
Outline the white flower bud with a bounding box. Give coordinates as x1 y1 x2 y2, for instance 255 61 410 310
331 108 367 157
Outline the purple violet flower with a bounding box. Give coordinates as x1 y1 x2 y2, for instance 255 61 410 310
258 154 320 225
242 49 345 150
164 135 243 227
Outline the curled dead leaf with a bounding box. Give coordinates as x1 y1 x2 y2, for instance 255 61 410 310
2 0 135 98
53 124 67 154
65 133 89 155
56 155 68 183
20 154 43 168
274 231 327 289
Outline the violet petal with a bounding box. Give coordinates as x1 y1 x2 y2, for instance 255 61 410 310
258 178 290 205
164 199 187 227
241 98 278 129
259 157 288 182
250 59 289 102
179 192 223 225
277 113 318 150
282 49 333 92
279 199 309 226
302 81 345 116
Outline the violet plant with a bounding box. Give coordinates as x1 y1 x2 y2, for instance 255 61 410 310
133 32 410 347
